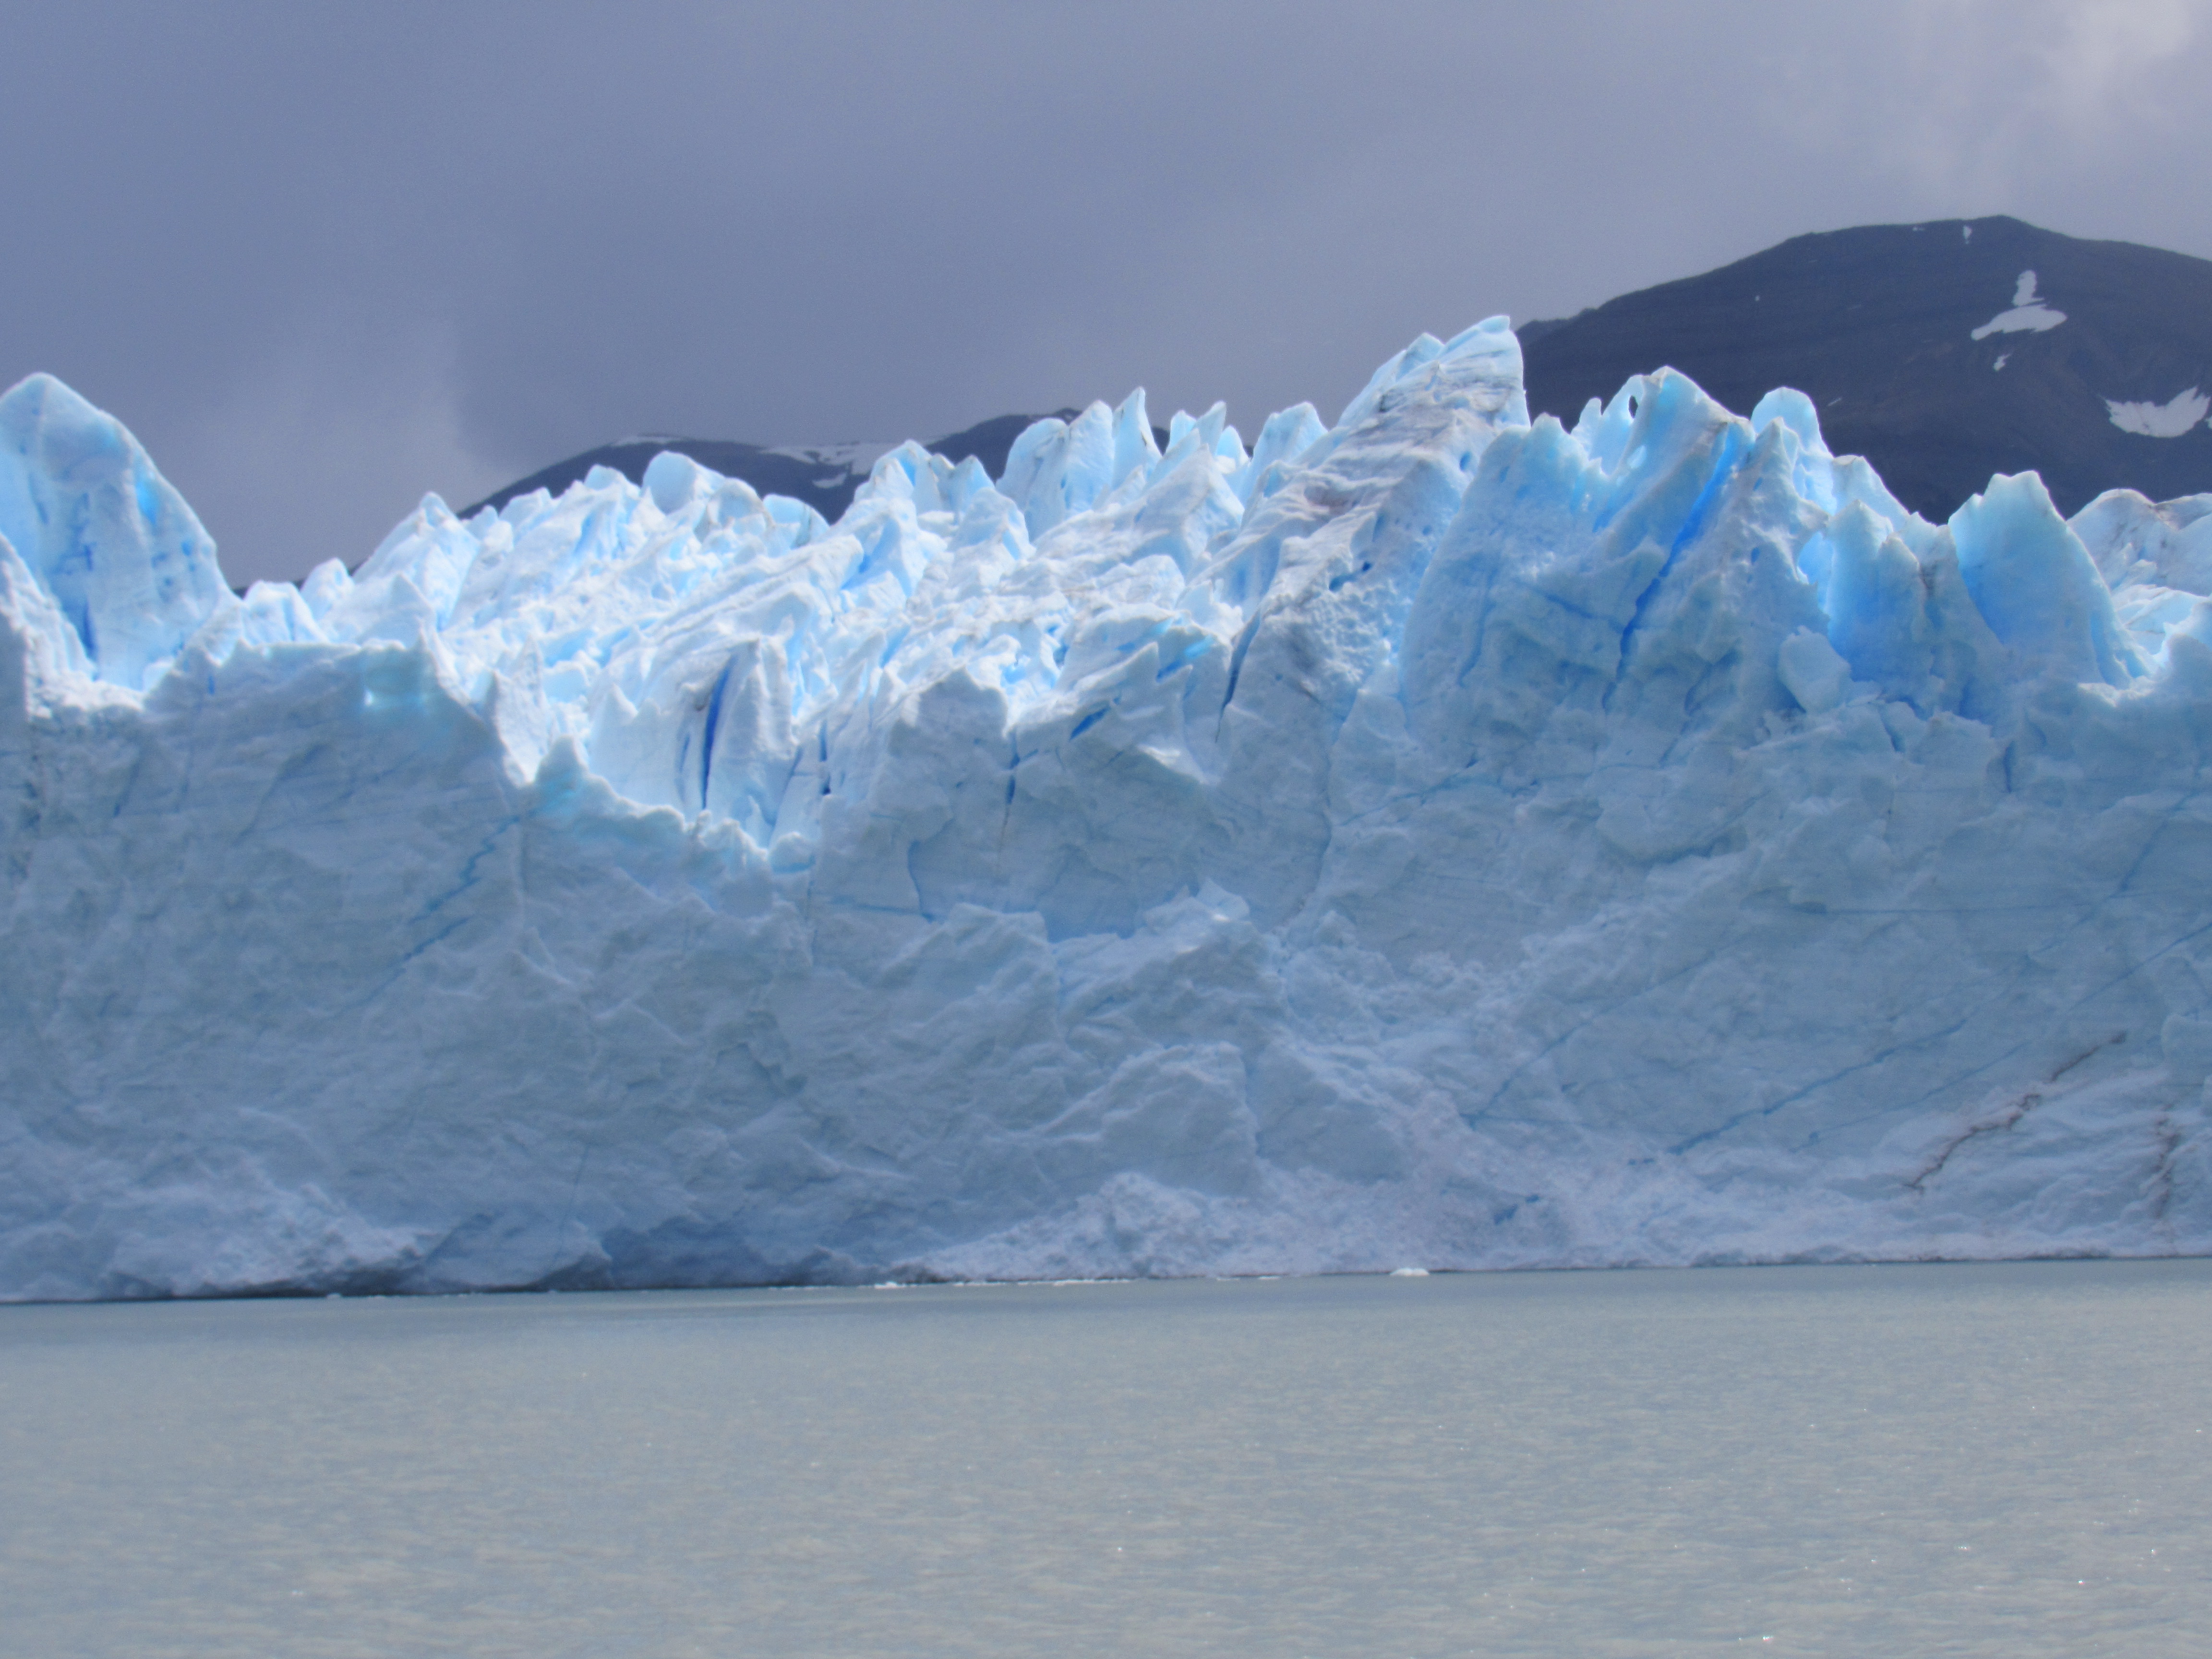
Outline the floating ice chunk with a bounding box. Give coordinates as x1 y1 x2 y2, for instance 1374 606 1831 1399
1970 270 2067 339
2106 386 2211 438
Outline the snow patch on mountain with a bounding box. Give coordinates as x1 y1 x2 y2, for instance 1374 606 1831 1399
2107 386 2212 439
1971 270 2068 339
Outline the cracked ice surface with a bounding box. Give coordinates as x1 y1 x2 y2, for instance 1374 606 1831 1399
3 318 2211 1300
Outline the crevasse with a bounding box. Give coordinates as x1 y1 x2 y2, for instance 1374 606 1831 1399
4 316 2210 1299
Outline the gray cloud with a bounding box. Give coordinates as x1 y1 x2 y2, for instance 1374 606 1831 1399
3 0 2208 584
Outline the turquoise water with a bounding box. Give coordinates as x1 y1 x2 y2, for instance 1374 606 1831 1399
2 1261 2207 1657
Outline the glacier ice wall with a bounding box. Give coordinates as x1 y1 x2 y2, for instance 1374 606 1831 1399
5 321 2212 1300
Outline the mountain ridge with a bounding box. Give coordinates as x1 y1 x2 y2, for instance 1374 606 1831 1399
461 410 1093 525
460 218 2212 535
1517 215 2212 519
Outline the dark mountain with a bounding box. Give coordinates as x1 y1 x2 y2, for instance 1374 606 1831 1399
464 218 2210 534
461 410 1084 524
1520 216 2212 519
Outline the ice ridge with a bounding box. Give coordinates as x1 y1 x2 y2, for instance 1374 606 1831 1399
3 318 2210 1300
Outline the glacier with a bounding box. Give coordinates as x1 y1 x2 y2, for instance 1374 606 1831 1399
5 318 2212 1301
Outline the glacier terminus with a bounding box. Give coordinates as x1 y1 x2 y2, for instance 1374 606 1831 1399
4 318 2210 1300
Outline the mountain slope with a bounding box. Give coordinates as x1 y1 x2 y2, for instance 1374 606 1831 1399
1520 216 2212 519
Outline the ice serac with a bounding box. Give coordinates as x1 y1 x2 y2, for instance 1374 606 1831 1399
4 314 2211 1301
0 374 230 692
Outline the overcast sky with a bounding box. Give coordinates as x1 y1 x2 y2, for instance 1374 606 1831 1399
5 0 2210 585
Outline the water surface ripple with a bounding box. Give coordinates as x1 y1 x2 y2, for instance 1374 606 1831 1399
2 1261 2206 1656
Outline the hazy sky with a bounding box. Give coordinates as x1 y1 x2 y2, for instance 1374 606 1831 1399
5 0 2210 584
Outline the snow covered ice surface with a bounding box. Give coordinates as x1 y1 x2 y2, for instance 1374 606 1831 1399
4 317 2212 1301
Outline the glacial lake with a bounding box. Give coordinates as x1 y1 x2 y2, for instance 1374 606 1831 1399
2 1261 2206 1658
